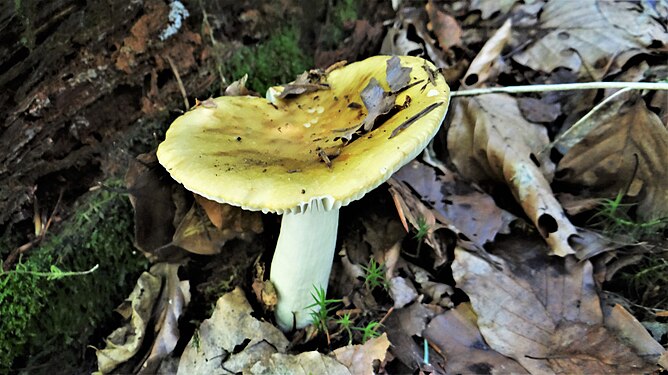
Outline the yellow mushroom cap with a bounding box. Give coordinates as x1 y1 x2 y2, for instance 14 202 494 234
157 55 450 214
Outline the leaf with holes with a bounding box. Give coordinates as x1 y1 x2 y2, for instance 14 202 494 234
447 93 577 256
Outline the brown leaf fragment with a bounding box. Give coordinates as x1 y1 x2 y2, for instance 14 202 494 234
448 94 577 256
517 96 561 124
138 264 190 373
177 288 289 374
386 55 412 92
388 276 418 309
557 95 668 220
452 236 663 374
360 78 397 132
603 304 666 363
277 70 330 99
392 160 515 251
425 1 462 51
250 351 351 375
462 19 511 88
96 266 164 374
333 334 391 375
172 197 262 255
424 303 529 374
124 151 184 260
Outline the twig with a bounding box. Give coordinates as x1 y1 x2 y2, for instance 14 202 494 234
3 189 64 271
452 81 668 97
165 55 190 111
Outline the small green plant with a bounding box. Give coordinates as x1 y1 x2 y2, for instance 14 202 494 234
591 191 668 240
306 285 342 336
352 321 382 343
361 258 387 291
335 312 354 345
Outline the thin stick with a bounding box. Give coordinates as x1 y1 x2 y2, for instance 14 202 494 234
165 55 190 111
452 81 668 97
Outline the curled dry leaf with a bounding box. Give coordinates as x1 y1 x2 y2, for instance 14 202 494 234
452 236 664 374
139 264 190 374
556 94 668 220
333 333 391 375
97 264 188 374
124 151 184 260
96 271 162 374
462 19 512 87
177 288 289 374
424 303 529 374
512 0 668 80
447 94 577 256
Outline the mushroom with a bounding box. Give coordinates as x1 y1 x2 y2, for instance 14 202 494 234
157 55 450 331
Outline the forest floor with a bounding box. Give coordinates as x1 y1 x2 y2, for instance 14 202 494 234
1 0 667 374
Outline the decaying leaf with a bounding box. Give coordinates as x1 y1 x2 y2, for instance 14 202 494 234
172 197 263 255
276 69 330 99
556 94 668 220
452 236 665 374
392 160 515 250
333 333 391 375
177 287 289 374
513 0 668 80
386 55 412 92
388 276 418 309
96 271 162 374
462 19 512 87
425 1 462 51
96 264 188 374
448 94 577 256
139 264 191 373
249 351 351 375
424 303 529 374
124 151 185 260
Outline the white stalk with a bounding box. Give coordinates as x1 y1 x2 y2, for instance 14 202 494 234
270 206 339 331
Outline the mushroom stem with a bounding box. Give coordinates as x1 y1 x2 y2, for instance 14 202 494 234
270 206 340 331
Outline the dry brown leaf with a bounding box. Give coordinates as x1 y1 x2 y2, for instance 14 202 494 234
448 94 577 256
139 264 190 374
556 94 668 220
250 351 351 375
424 303 529 374
452 236 663 374
333 333 391 375
194 194 263 233
172 199 263 255
96 269 163 373
513 0 668 80
391 160 515 253
177 287 289 374
425 1 462 51
125 151 184 260
462 19 511 87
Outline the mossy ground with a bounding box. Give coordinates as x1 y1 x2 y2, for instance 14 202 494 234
221 25 313 94
0 181 148 373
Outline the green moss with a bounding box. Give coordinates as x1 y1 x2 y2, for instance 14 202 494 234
0 180 148 372
222 26 313 94
319 0 360 50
